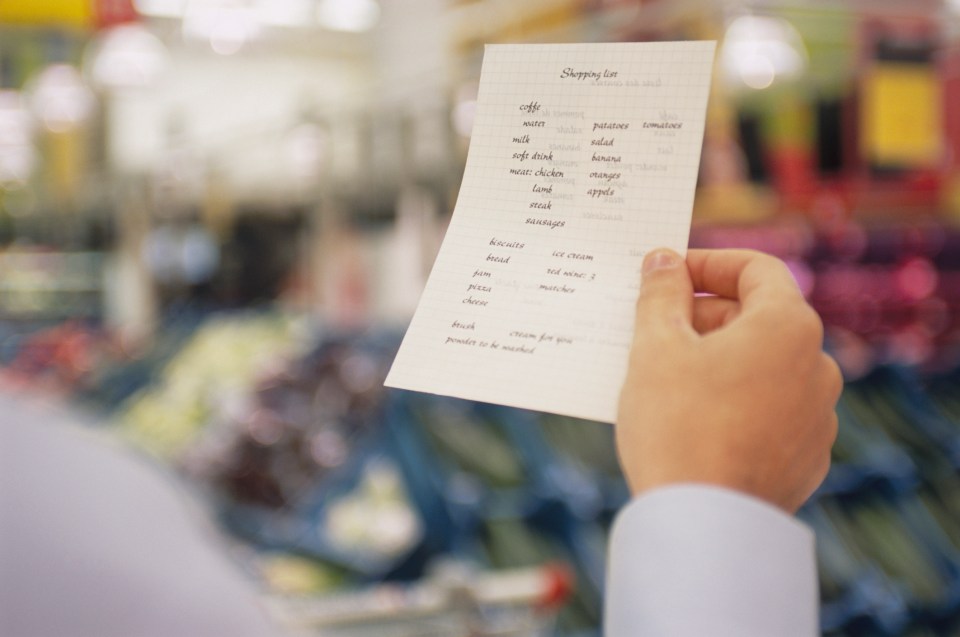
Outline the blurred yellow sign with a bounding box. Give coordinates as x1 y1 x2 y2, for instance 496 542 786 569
0 0 93 28
861 63 943 167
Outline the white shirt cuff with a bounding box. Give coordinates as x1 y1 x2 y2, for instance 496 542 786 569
604 484 819 637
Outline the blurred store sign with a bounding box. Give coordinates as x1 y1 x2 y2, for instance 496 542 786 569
0 0 92 28
96 0 138 27
857 26 945 174
0 0 137 29
861 63 943 168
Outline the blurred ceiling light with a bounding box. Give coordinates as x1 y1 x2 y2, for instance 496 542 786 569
28 65 96 133
134 0 188 18
316 0 380 32
86 24 170 90
183 0 262 55
0 91 36 186
257 0 314 27
720 15 808 90
138 0 316 27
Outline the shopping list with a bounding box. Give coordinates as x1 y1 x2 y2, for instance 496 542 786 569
385 42 715 423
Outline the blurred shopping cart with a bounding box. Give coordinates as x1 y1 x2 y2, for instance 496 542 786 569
267 561 573 637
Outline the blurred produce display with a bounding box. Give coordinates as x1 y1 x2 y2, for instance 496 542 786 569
3 223 960 636
0 319 110 393
116 311 306 457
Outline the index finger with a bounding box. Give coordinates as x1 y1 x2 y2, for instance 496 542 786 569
686 249 801 304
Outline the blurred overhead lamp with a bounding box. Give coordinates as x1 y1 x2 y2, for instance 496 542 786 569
257 0 314 27
316 0 380 33
137 0 316 27
183 0 262 55
86 24 170 89
720 15 808 90
28 64 96 132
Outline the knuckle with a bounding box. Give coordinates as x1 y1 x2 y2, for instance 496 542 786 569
798 304 825 342
781 303 823 347
821 354 844 401
823 411 840 447
796 452 832 511
764 251 792 273
816 452 832 488
635 277 664 309
738 247 774 263
748 248 792 276
810 442 834 489
764 301 822 348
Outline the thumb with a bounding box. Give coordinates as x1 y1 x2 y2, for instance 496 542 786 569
633 248 695 341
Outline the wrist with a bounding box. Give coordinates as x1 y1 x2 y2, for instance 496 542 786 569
625 473 801 515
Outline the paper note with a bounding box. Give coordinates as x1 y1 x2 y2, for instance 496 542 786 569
386 42 715 423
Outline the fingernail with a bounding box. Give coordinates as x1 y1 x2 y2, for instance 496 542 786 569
642 249 680 275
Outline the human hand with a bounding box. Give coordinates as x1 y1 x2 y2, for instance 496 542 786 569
616 248 842 513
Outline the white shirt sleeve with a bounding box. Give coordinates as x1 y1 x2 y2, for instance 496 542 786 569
604 484 819 637
0 394 282 637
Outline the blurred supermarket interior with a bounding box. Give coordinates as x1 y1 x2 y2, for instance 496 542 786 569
3 0 960 635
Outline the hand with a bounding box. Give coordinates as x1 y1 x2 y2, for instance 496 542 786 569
616 248 842 513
